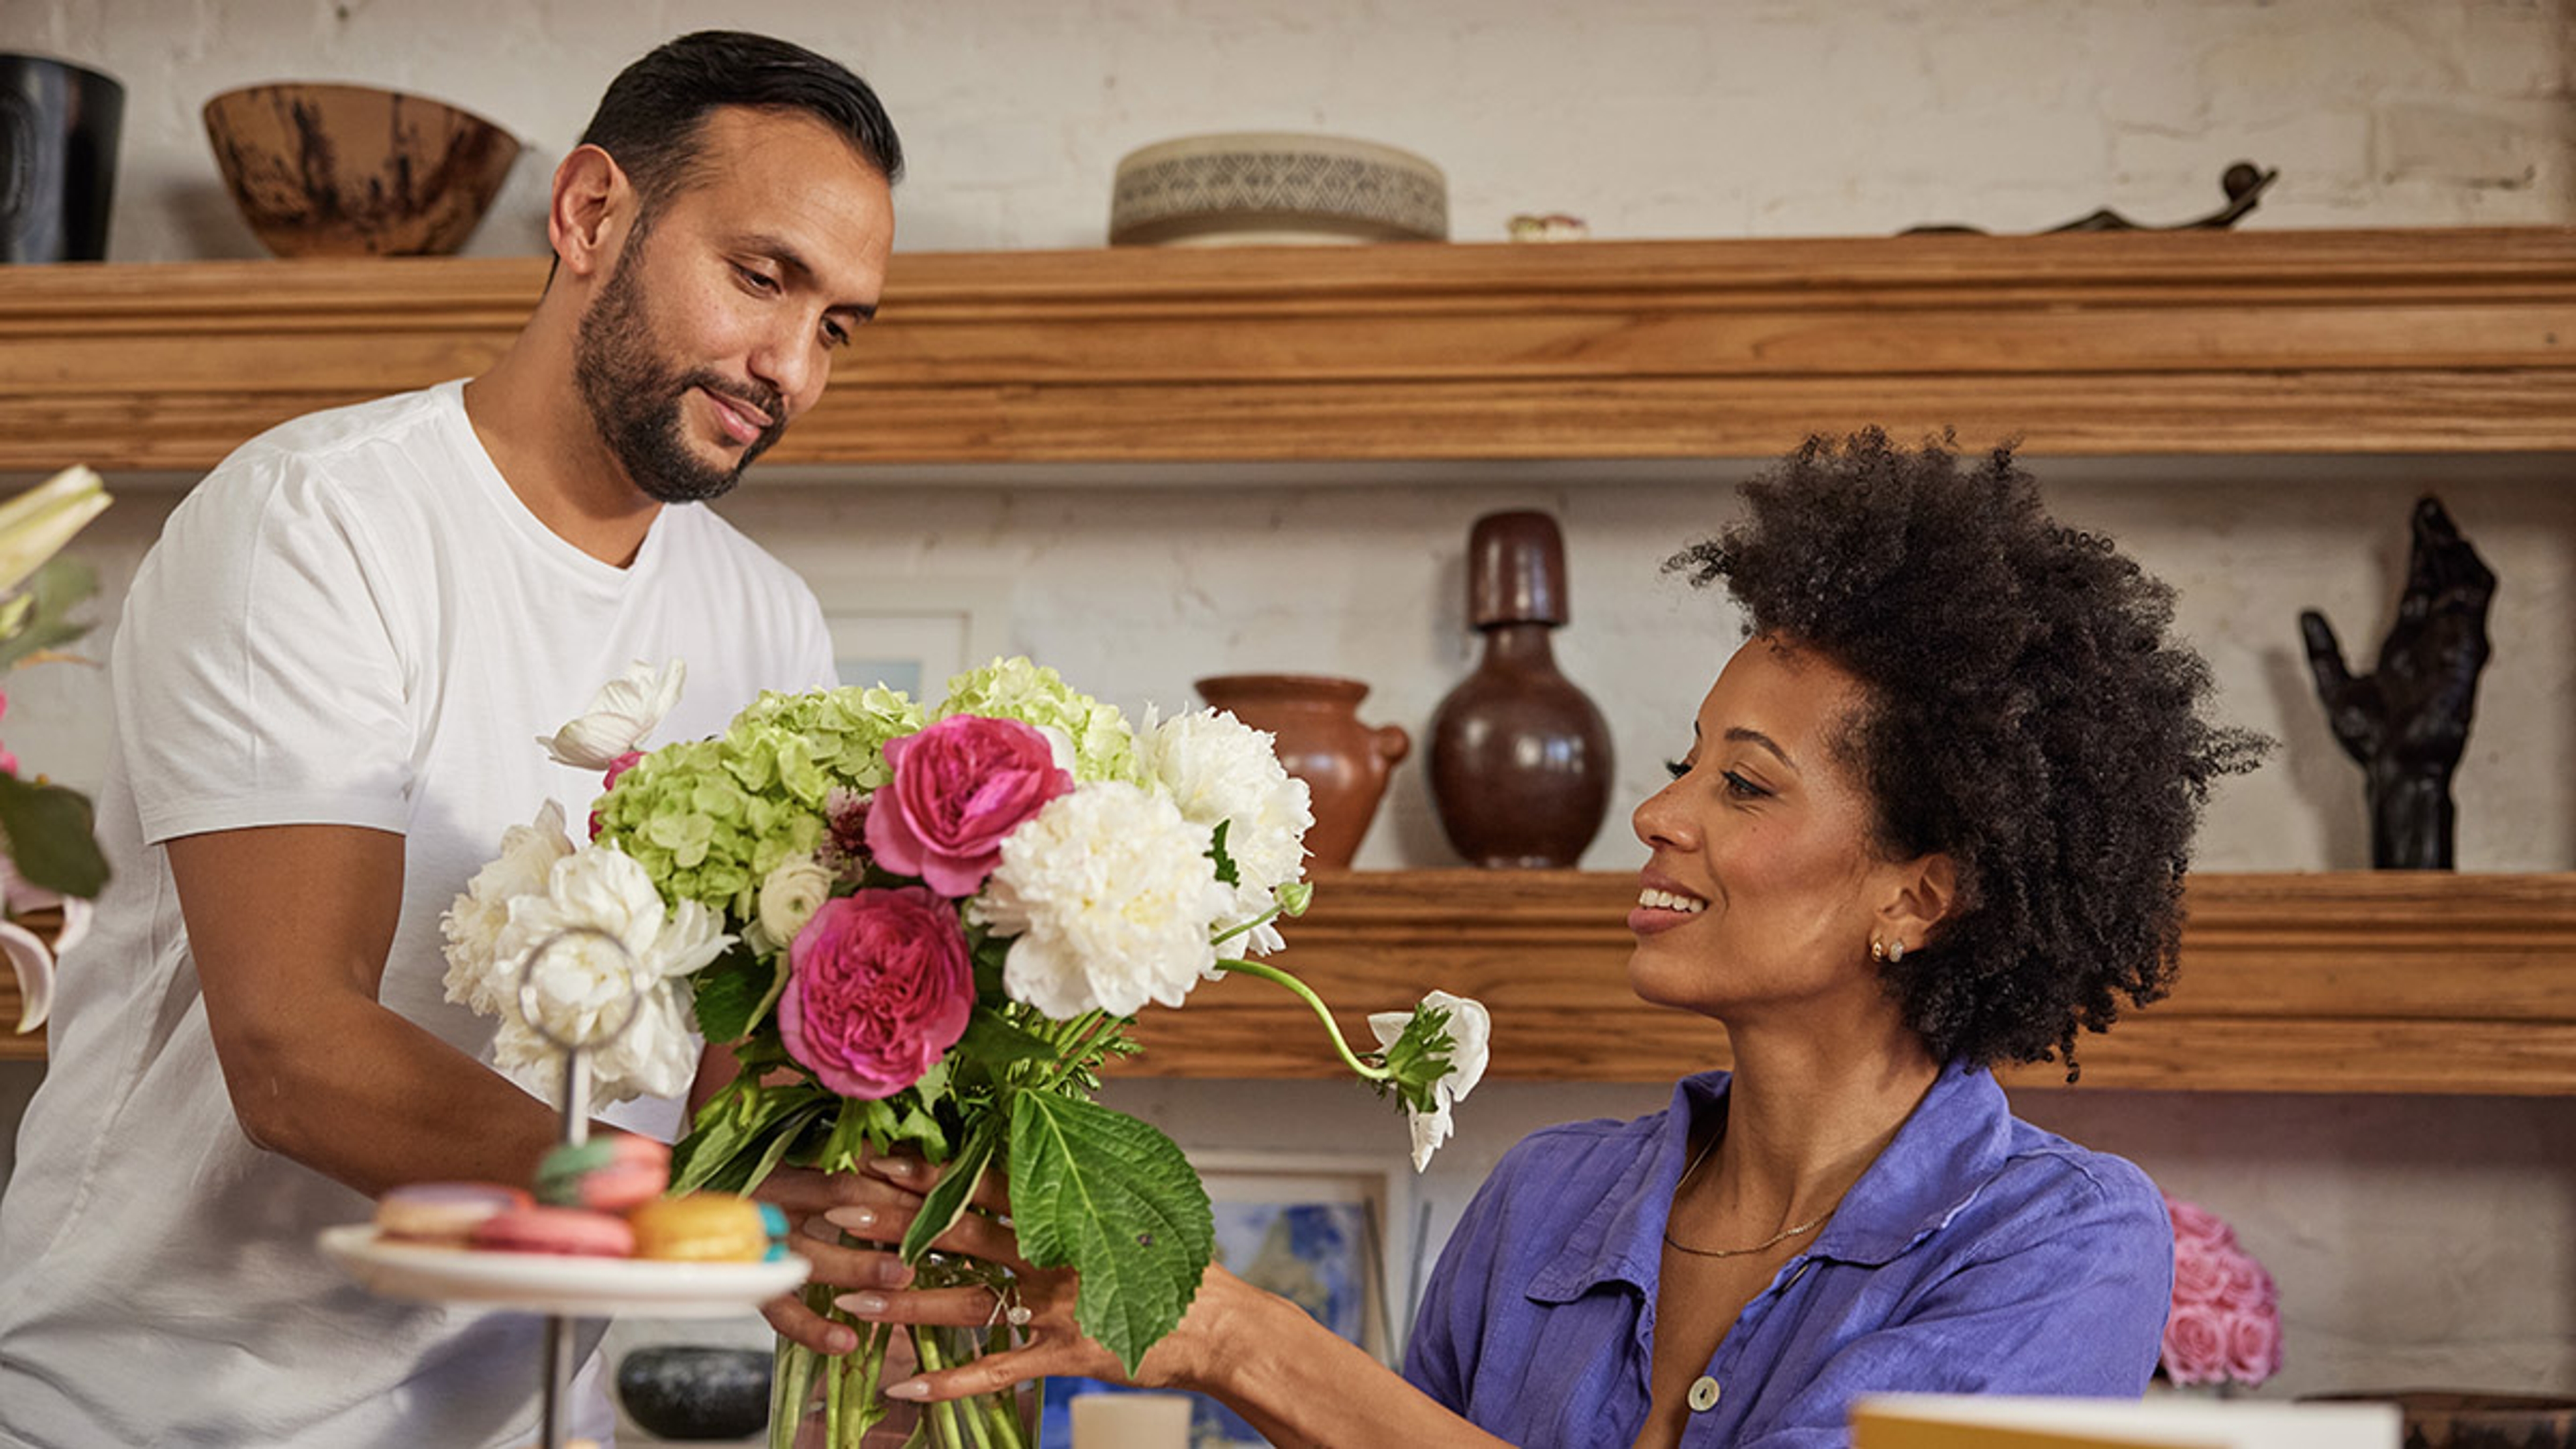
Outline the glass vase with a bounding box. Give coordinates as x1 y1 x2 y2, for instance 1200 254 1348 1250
774 1254 1035 1449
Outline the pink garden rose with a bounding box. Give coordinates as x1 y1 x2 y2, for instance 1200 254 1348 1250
2161 1301 2229 1385
777 888 974 1099
2214 1254 2277 1314
865 715 1072 896
2226 1304 2284 1383
2165 1193 2233 1250
2171 1234 2229 1305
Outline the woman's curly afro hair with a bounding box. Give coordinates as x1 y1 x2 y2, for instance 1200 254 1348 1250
1666 430 2268 1077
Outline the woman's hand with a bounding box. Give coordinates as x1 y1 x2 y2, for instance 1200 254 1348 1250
747 1159 936 1354
826 1154 1222 1401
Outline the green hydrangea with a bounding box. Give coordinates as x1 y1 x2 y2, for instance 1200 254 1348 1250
935 657 1142 785
594 685 925 918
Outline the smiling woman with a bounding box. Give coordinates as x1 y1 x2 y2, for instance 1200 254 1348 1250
851 429 2268 1449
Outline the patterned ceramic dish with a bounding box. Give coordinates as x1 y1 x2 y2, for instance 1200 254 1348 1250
1109 131 1447 246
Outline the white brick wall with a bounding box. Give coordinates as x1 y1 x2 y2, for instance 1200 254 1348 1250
3 0 2573 1410
5 0 2570 258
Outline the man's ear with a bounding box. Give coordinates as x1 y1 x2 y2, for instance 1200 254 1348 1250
549 144 631 281
1877 852 1960 957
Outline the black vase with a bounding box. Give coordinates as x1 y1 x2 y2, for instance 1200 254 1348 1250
1 54 123 263
1428 511 1614 868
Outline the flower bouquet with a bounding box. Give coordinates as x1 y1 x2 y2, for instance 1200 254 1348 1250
441 658 1487 1448
2157 1193 2282 1391
0 466 114 1035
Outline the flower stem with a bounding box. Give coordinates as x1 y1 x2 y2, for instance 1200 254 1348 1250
1211 957 1392 1083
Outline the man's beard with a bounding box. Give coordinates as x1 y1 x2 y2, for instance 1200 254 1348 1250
572 236 786 505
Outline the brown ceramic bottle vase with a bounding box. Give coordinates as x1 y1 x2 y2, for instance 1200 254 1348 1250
1193 674 1411 871
1428 511 1614 868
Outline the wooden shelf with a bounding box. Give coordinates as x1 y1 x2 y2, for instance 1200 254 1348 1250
1114 869 2576 1095
17 870 2563 1091
4 226 2575 472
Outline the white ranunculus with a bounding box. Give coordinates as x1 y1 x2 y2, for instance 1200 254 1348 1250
1140 706 1315 957
441 800 576 1015
537 658 687 769
485 842 731 1108
1369 990 1493 1172
752 853 835 953
972 782 1231 1020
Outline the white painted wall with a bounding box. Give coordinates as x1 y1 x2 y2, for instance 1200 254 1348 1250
4 0 2573 1410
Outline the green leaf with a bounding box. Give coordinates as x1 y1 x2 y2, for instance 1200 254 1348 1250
0 773 107 898
0 559 99 674
688 943 774 1046
1008 1093 1213 1377
671 1079 832 1193
1207 819 1240 887
898 1118 999 1264
956 1010 1055 1075
1375 1002 1458 1115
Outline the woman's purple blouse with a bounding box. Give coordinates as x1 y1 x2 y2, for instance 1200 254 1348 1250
1403 1059 2173 1446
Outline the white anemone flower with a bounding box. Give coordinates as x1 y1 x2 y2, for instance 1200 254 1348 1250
1139 706 1314 957
441 800 576 1015
537 658 687 769
486 842 731 1109
1368 990 1493 1172
973 782 1231 1020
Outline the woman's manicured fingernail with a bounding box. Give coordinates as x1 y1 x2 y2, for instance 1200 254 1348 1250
828 1327 857 1354
869 1156 920 1181
883 1379 929 1401
835 1292 889 1317
801 1216 839 1243
874 1258 916 1288
826 1205 877 1232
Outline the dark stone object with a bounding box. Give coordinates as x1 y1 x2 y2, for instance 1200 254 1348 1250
0 53 123 262
2299 496 2496 870
2304 1389 2576 1449
616 1344 771 1442
1428 511 1614 868
1908 160 2275 236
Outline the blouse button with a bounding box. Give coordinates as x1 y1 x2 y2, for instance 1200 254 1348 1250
1687 1376 1722 1413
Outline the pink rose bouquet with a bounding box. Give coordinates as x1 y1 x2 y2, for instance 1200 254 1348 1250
2157 1193 2283 1389
441 657 1489 1449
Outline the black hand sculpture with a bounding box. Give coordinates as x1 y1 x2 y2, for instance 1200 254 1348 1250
2298 496 2497 869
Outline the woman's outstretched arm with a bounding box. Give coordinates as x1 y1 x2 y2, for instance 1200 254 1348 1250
835 1161 1516 1449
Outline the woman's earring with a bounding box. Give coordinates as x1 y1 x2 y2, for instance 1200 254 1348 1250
1888 941 1907 964
1870 939 1888 963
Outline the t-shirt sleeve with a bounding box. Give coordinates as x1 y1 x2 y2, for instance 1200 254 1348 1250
117 451 416 843
1739 1154 2176 1448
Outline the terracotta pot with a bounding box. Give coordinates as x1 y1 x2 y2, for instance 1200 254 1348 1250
1195 674 1409 871
1427 511 1613 868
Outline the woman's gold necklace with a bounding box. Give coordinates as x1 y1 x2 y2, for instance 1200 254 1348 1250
1660 1135 1836 1260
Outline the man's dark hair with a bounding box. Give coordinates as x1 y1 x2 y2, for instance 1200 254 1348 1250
578 30 904 213
1668 429 2269 1078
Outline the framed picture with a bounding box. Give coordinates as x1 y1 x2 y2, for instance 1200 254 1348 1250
812 574 1013 698
1038 1150 1409 1447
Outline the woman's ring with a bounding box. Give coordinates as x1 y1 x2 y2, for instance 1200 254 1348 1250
989 1281 1032 1330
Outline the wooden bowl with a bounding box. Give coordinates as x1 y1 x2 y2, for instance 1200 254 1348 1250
202 82 519 256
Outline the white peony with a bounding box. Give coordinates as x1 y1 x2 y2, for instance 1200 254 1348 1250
751 853 835 953
972 782 1232 1020
1138 706 1313 957
1368 990 1493 1172
441 800 576 1015
537 658 687 769
486 842 732 1109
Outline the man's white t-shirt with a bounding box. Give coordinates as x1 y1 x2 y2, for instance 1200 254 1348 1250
0 381 838 1448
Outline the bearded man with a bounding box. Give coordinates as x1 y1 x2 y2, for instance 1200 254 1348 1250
0 32 910 1448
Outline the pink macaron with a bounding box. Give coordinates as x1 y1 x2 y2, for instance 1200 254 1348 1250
374 1182 533 1247
534 1134 670 1214
470 1204 637 1258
